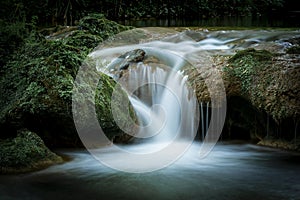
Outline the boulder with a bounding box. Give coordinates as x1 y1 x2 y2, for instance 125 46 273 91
0 130 63 174
0 14 132 147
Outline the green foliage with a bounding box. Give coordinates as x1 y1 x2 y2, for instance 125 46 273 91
95 75 120 138
99 0 285 19
94 75 137 140
65 31 103 50
0 130 62 173
0 14 132 146
0 0 288 27
0 20 29 67
78 13 132 36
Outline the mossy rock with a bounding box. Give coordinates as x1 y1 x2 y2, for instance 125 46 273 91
0 130 63 174
190 48 299 141
224 48 299 121
0 15 133 147
228 48 273 63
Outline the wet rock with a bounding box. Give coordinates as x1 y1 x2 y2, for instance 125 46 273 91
120 49 146 63
258 138 300 151
114 49 146 79
119 63 130 70
118 49 146 71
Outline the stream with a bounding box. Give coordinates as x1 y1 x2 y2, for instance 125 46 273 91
0 142 299 200
1 28 300 199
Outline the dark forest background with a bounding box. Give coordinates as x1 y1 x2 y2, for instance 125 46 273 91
1 0 298 26
0 0 299 67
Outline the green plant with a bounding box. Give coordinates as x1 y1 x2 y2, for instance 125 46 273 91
0 130 62 172
0 14 133 146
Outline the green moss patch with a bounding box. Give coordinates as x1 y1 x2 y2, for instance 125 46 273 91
0 130 63 174
0 14 132 147
225 48 299 121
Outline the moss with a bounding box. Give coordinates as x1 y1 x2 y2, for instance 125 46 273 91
0 130 63 174
72 61 137 142
0 14 132 147
65 30 103 50
78 13 133 37
226 48 273 94
229 48 273 62
224 48 299 122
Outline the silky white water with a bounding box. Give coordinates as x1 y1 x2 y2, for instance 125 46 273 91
79 28 300 172
2 28 300 199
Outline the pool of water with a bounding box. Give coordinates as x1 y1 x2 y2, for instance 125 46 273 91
0 142 299 200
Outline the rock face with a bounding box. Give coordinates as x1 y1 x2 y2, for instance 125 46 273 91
0 130 63 174
225 49 300 122
190 47 300 144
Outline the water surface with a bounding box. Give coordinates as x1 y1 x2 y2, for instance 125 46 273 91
0 142 299 200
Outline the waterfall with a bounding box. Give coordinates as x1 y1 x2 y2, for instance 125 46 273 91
206 102 209 137
200 102 204 141
200 101 211 141
71 28 300 172
116 61 199 144
73 30 233 172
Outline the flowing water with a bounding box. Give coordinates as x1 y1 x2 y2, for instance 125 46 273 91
2 28 300 199
85 28 300 171
0 142 299 200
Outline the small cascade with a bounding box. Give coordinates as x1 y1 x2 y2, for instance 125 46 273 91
206 102 210 137
200 102 205 141
120 62 198 143
89 31 231 160
72 28 300 172
199 102 211 141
